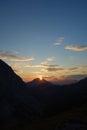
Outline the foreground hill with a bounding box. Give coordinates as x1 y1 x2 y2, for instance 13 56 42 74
0 59 43 123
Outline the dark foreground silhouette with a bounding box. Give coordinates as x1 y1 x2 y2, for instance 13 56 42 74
0 59 87 129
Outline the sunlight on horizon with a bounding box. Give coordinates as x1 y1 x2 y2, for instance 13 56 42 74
39 76 43 80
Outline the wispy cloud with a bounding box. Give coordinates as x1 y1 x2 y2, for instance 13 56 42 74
41 57 54 65
44 65 59 67
10 63 24 75
11 56 34 62
68 66 87 71
54 37 64 46
68 67 79 71
24 64 87 74
46 57 54 61
46 67 63 71
65 45 87 51
41 61 48 65
46 65 63 72
44 65 87 73
0 50 34 62
32 71 41 74
24 63 62 72
13 68 23 74
25 64 44 68
80 65 87 68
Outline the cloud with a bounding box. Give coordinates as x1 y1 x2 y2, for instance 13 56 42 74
69 67 79 70
44 65 59 67
10 63 24 75
25 64 44 68
13 69 23 74
65 45 87 51
45 65 87 73
43 76 55 79
0 50 34 62
41 61 48 65
46 65 63 72
47 67 63 71
46 57 54 61
11 56 34 62
41 57 54 65
32 71 41 74
24 63 63 73
54 37 64 45
68 66 87 71
80 65 87 68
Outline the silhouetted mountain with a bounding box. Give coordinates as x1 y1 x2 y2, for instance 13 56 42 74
0 60 43 123
27 76 87 117
27 78 53 87
77 77 87 86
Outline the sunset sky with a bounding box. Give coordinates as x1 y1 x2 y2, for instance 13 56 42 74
0 0 87 84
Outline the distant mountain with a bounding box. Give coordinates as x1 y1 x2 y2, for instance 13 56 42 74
77 77 87 86
26 78 53 87
0 60 43 123
27 76 87 117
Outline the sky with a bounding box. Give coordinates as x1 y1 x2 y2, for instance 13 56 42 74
0 0 87 84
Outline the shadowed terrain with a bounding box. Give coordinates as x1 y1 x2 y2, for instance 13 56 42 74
0 59 87 129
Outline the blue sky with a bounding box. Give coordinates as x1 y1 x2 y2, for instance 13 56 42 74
0 0 87 84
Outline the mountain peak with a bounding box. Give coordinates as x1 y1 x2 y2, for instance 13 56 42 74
33 78 46 82
27 78 53 87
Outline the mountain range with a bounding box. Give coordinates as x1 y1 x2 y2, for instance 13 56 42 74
0 59 87 125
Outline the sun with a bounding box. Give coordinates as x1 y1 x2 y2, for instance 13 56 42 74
39 76 43 80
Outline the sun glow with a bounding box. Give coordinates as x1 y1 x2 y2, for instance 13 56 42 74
39 76 43 80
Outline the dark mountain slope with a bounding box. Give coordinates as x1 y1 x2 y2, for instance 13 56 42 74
0 60 43 123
